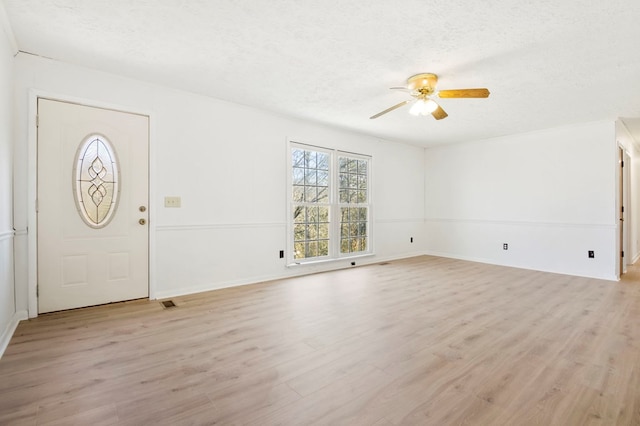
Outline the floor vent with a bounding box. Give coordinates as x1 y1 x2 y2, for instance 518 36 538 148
161 300 177 309
379 262 390 265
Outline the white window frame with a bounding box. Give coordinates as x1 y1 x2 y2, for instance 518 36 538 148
335 151 371 259
287 141 373 265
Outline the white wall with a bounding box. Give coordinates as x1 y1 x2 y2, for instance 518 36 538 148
424 121 618 280
12 54 425 309
0 10 19 356
9 45 625 329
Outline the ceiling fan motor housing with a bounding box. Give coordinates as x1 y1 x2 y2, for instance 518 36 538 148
407 73 438 95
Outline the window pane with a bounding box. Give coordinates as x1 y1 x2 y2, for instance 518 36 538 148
293 203 329 259
340 207 349 222
357 160 367 175
318 240 329 256
305 151 316 168
349 173 358 188
347 159 357 173
317 153 329 170
308 206 319 222
318 206 329 222
305 169 317 185
293 185 304 202
339 157 348 173
340 223 349 238
358 175 367 190
294 224 305 241
307 241 318 257
319 223 329 239
339 174 349 189
317 187 329 203
338 205 368 255
292 149 305 168
304 186 316 202
293 206 305 222
292 167 305 185
317 170 329 186
307 224 318 239
337 154 368 205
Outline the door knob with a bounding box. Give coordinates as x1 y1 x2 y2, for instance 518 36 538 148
139 218 146 225
139 206 147 212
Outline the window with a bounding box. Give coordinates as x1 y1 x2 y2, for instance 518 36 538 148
338 156 369 254
289 143 371 263
73 134 120 228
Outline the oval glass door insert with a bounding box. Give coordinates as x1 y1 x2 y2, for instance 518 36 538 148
73 134 120 228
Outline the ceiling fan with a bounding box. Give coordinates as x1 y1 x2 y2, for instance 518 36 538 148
370 73 490 120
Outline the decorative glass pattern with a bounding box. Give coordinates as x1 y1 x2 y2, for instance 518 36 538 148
73 135 120 228
338 156 369 254
292 148 330 259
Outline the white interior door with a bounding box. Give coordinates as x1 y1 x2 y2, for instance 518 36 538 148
37 98 149 313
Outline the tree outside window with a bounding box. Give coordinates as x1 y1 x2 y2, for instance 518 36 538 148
290 144 370 262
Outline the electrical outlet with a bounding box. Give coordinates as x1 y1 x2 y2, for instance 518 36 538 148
503 243 508 250
588 250 595 258
164 196 181 208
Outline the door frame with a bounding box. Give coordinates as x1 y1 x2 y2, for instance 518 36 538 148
616 143 631 279
26 89 157 318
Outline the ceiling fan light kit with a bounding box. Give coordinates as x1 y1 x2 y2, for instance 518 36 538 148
409 99 439 116
370 73 490 120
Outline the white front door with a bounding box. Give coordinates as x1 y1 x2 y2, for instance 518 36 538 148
37 99 149 313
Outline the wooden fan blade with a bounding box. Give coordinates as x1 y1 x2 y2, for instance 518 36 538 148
369 100 411 119
431 104 448 120
438 88 490 98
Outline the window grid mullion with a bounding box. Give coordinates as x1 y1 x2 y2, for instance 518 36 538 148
290 143 370 262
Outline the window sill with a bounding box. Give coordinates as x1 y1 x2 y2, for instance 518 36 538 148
286 253 374 268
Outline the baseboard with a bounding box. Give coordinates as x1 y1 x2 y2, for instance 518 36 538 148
154 252 427 300
423 250 618 282
0 310 28 359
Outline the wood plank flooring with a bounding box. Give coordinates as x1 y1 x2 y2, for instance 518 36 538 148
1 255 639 425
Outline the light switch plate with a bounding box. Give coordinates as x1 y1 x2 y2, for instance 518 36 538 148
164 196 181 208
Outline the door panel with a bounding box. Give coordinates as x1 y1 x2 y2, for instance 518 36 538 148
37 99 149 313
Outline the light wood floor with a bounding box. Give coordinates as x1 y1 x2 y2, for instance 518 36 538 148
1 256 639 425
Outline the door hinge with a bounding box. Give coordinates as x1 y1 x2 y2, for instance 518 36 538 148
36 115 39 127
622 206 625 213
36 285 39 297
622 251 625 258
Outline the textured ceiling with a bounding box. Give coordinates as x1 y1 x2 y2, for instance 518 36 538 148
3 0 640 146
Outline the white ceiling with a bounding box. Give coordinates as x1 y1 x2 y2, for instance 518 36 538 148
3 0 640 146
